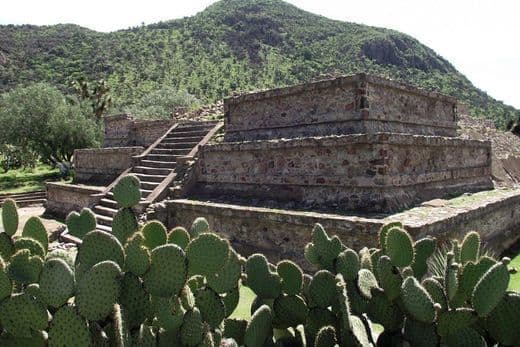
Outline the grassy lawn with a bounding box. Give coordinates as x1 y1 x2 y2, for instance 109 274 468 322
509 253 520 291
0 164 64 194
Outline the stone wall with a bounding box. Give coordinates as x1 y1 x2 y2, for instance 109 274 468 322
224 73 458 141
45 183 104 219
74 147 143 184
103 114 174 147
194 133 492 212
164 188 520 268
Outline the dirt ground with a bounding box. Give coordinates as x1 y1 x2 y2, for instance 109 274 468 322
1 205 64 238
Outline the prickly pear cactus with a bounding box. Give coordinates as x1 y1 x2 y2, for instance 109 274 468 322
1 198 18 236
66 208 97 239
113 174 141 208
0 186 517 347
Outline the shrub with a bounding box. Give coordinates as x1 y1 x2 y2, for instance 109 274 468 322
0 175 518 346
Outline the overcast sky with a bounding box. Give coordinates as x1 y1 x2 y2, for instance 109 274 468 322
1 0 519 109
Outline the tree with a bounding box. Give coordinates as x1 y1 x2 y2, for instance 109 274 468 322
0 83 102 168
71 78 113 120
123 86 200 119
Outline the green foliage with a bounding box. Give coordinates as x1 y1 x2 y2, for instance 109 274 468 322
124 87 200 120
0 1 517 127
0 83 102 166
0 175 518 345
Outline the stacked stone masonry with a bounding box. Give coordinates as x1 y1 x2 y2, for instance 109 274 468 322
224 73 458 141
103 114 174 147
74 146 143 184
192 73 493 213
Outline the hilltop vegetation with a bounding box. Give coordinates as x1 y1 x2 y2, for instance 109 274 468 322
0 0 517 127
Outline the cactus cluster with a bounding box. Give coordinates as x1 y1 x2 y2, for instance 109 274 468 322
0 176 519 346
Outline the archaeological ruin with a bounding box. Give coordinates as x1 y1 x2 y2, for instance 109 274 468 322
46 73 520 265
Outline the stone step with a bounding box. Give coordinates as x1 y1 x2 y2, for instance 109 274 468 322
144 154 181 163
133 173 167 183
106 189 153 199
99 198 118 209
150 148 190 155
176 124 216 131
168 130 208 137
0 191 46 200
96 224 112 233
94 205 117 218
163 135 203 142
133 166 173 176
156 141 198 149
95 213 113 226
140 181 160 191
140 160 176 169
13 198 47 207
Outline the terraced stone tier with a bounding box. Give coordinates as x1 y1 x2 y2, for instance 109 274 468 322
163 188 520 268
224 73 459 141
194 133 492 213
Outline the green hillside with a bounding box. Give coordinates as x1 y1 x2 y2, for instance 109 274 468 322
0 0 517 126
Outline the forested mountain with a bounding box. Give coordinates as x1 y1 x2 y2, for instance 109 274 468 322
0 0 517 126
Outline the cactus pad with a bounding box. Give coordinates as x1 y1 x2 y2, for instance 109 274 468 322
190 217 210 237
2 199 18 236
309 223 343 270
314 325 337 347
401 276 436 323
46 248 75 270
113 175 141 208
195 287 226 328
244 305 273 347
309 270 336 308
483 292 520 346
76 260 121 321
276 260 303 295
186 233 229 276
472 260 510 317
224 318 247 346
273 294 308 327
14 237 45 257
411 237 435 279
152 296 184 332
0 232 14 260
376 255 402 301
0 293 48 338
367 290 404 332
22 216 48 251
443 327 486 347
222 286 240 317
75 230 124 278
437 308 477 337
7 249 43 284
66 208 96 240
335 248 360 281
119 273 151 330
357 268 380 299
48 305 90 347
168 226 190 249
180 308 204 346
39 258 75 308
141 221 168 250
245 254 282 299
143 243 187 297
111 208 137 244
460 231 480 264
207 249 242 294
378 221 402 250
385 226 414 267
0 257 12 301
124 232 150 276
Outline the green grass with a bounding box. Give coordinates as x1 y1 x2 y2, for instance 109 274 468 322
231 286 256 319
509 254 520 291
0 164 63 194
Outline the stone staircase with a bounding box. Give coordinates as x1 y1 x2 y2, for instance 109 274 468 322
0 190 46 207
91 121 222 233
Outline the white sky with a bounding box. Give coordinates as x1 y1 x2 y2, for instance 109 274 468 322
1 0 519 109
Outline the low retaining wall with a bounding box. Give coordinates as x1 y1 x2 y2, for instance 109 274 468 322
164 188 520 268
45 182 104 219
224 73 458 141
103 114 174 147
74 147 143 184
195 133 492 213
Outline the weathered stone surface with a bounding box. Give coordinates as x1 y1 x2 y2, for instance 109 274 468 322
74 147 143 184
224 73 458 141
103 114 174 148
166 188 520 268
45 183 104 219
194 133 492 213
